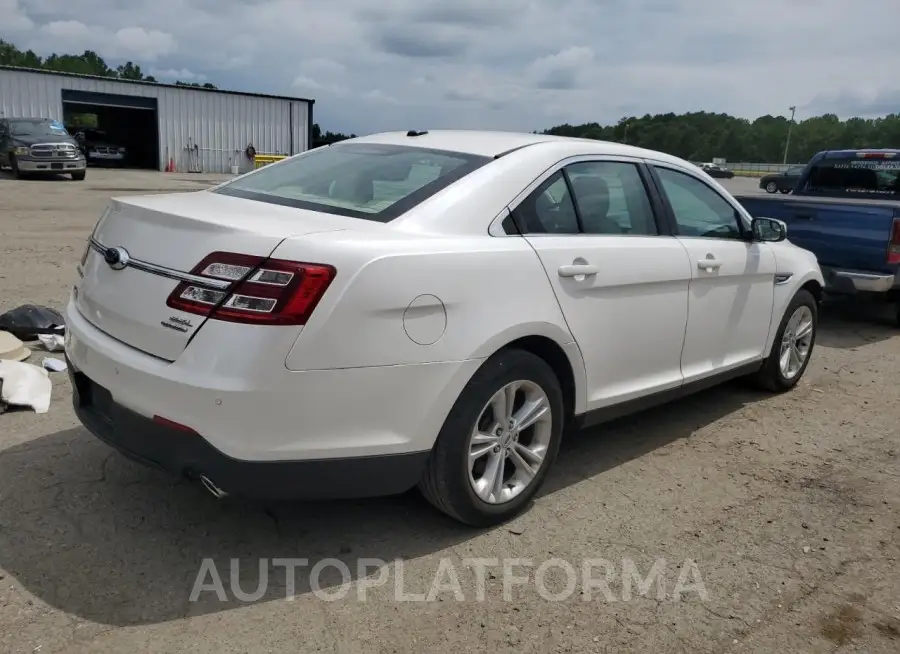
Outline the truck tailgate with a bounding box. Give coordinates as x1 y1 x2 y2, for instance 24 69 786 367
735 194 900 273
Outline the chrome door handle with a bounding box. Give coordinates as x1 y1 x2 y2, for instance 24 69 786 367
698 258 722 272
558 264 599 278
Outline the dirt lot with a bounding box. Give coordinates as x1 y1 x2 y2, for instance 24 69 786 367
1 170 899 653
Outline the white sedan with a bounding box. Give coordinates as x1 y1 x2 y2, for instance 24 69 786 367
65 130 824 526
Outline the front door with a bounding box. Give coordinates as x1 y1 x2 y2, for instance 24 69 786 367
512 158 693 410
650 165 776 383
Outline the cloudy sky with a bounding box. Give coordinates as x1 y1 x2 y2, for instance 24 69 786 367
2 0 898 135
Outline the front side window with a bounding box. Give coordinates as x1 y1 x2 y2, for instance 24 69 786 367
213 142 491 222
654 167 743 240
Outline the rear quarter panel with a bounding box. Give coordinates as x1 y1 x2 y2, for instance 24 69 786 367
274 229 581 374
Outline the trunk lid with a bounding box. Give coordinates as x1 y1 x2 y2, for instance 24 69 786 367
75 190 360 361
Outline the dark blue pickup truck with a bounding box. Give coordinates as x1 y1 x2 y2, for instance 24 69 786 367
736 149 900 324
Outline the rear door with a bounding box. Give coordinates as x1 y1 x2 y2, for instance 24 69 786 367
648 164 776 382
511 156 692 410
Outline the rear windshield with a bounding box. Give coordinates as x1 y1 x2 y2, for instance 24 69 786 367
803 157 900 197
213 142 491 221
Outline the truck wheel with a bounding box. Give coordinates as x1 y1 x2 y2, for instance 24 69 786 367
419 349 564 526
71 170 86 181
779 188 791 194
10 155 22 180
754 289 817 392
765 181 778 193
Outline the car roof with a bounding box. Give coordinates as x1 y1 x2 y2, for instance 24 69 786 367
347 129 687 165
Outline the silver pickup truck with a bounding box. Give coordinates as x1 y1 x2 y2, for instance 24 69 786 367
0 117 87 180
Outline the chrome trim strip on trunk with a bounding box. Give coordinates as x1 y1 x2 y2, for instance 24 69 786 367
88 238 232 290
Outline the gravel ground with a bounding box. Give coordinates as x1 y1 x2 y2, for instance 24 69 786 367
1 170 898 653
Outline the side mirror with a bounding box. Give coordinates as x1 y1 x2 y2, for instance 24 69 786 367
751 217 787 242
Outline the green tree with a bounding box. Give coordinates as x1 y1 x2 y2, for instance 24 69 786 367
542 111 900 163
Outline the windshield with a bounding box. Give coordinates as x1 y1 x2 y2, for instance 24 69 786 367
214 142 492 222
9 119 69 137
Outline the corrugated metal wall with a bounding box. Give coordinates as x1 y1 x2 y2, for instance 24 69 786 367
0 68 310 173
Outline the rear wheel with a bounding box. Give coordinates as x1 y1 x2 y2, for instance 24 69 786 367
419 349 564 526
765 181 778 193
754 289 817 392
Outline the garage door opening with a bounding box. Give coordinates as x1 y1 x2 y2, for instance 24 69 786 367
62 90 160 170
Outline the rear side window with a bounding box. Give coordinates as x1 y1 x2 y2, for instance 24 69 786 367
213 143 491 222
803 157 900 197
566 162 658 235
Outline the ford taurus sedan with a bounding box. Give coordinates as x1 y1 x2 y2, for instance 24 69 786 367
65 130 824 526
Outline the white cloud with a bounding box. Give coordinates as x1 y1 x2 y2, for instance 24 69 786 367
1 0 34 31
1 0 898 134
149 67 205 81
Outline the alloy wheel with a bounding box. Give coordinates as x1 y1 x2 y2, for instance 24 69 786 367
467 380 553 504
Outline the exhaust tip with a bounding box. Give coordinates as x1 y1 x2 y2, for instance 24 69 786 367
199 474 228 499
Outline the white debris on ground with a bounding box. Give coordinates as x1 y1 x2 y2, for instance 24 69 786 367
0 360 52 414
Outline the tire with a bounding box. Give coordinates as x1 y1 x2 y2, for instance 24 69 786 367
765 181 778 193
754 289 817 392
419 349 564 526
71 170 86 181
10 155 21 180
780 188 791 194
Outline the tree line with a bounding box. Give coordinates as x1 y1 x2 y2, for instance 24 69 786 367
3 39 898 161
543 111 900 164
0 38 217 89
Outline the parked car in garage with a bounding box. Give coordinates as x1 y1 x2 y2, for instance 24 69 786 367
736 149 900 325
71 128 128 167
698 162 735 179
0 117 86 180
66 130 824 526
759 165 805 194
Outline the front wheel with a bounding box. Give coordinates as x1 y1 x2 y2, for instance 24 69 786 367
765 181 778 193
419 349 564 526
71 170 86 181
754 289 817 392
10 155 22 179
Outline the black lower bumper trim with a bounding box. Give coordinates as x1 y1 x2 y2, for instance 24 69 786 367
67 363 431 500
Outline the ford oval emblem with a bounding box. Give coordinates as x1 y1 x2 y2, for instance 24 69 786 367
104 246 130 270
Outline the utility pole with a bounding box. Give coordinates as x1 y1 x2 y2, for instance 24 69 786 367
782 105 796 164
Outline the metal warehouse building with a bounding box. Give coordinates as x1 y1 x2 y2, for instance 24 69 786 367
0 66 313 174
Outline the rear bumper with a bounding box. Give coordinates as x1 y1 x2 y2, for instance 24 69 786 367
17 156 86 173
64 295 484 497
821 266 897 294
69 362 432 500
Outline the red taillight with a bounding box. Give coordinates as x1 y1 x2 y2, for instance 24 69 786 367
888 218 900 265
165 251 336 326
